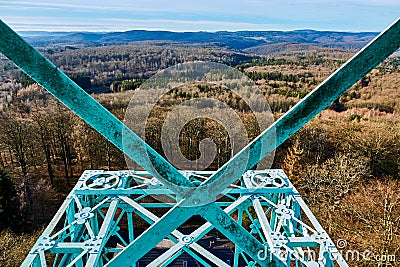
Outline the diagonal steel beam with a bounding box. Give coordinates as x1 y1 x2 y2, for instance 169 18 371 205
86 199 119 267
193 17 400 201
0 19 193 194
107 200 200 265
119 196 232 267
107 201 270 267
198 203 270 266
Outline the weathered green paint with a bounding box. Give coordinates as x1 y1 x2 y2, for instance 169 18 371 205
107 202 199 265
199 203 270 266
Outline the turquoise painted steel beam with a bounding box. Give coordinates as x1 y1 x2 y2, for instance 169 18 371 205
193 17 400 200
119 196 231 267
0 19 193 194
86 199 118 267
73 187 292 196
199 203 270 267
106 201 200 265
109 197 279 266
107 201 270 267
108 195 260 266
24 169 349 266
147 196 251 267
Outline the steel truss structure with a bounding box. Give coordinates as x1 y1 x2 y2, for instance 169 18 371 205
0 16 399 267
23 169 345 266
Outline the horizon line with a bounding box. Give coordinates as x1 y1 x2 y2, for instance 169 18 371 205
17 28 380 34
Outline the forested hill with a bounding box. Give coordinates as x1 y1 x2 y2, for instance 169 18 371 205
20 29 378 50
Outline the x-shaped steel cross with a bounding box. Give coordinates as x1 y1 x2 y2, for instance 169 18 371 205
0 17 399 266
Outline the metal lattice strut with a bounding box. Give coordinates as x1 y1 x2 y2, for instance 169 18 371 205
22 170 347 266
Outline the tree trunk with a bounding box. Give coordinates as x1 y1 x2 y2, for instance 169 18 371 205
43 140 54 186
8 147 13 167
106 141 111 171
0 152 4 167
60 140 70 185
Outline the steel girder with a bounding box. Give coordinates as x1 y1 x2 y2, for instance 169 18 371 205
22 169 347 266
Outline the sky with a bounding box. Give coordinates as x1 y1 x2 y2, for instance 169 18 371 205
0 0 399 33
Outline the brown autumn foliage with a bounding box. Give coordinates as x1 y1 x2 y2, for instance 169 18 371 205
0 44 398 266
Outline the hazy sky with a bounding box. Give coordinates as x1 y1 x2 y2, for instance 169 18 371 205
0 0 399 32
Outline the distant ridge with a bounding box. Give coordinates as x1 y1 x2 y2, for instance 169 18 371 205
20 29 378 51
243 42 349 56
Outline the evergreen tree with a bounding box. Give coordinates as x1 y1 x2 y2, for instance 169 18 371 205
0 169 20 231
